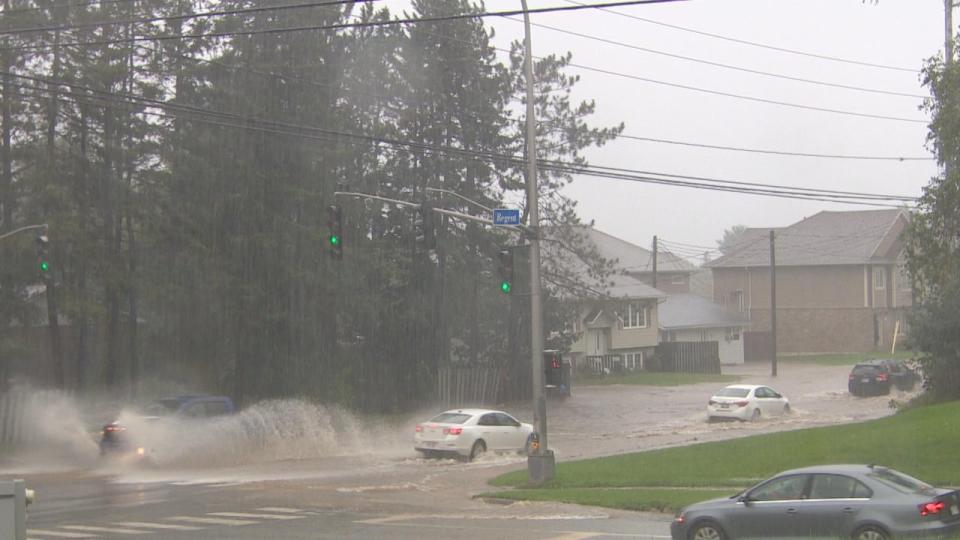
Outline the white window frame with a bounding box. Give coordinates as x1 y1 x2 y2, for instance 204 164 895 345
874 267 886 290
732 289 745 313
623 302 647 329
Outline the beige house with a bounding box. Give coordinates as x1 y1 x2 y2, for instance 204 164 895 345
706 209 911 355
568 275 666 372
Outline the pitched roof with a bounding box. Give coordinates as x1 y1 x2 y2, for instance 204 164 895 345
569 225 697 274
605 274 667 300
658 294 750 330
706 209 908 268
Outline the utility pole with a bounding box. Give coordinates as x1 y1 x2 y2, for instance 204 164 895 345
521 0 553 486
652 236 658 289
770 230 777 377
947 0 955 67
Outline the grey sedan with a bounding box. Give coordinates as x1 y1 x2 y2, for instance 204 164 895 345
671 464 960 540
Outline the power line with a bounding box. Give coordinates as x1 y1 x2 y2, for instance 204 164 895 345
504 16 926 99
0 0 137 16
616 134 934 161
0 0 379 36
7 72 917 208
562 0 919 73
0 0 688 51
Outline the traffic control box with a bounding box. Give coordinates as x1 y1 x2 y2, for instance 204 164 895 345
0 479 32 540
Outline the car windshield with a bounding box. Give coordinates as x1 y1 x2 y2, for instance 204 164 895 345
716 388 750 398
852 365 880 375
868 468 937 496
428 413 471 424
143 399 181 416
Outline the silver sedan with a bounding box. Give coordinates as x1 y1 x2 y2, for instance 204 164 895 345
671 464 960 540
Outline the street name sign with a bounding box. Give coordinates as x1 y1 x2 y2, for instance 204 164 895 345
493 208 521 226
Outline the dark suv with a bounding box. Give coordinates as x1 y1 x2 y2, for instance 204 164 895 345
848 359 915 396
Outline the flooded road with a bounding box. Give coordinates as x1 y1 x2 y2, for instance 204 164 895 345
1 361 918 538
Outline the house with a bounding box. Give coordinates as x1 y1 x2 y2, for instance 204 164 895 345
658 293 750 365
568 226 698 294
706 209 911 355
567 274 666 372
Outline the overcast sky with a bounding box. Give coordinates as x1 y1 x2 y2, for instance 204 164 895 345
393 1 943 258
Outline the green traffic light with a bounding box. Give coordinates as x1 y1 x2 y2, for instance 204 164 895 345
39 261 50 272
500 281 511 294
329 235 340 246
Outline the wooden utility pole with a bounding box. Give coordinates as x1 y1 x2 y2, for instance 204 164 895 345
947 0 955 66
652 236 658 288
770 230 777 377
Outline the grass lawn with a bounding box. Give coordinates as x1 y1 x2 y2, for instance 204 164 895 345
776 350 916 366
573 371 739 386
483 399 960 513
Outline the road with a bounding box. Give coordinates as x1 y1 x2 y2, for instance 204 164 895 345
1 361 914 539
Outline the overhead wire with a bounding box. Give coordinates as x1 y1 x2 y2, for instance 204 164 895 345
5 72 916 208
561 0 919 73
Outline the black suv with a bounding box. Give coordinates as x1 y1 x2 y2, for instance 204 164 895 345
848 359 916 396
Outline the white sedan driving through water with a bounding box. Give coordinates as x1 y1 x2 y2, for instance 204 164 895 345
414 408 534 460
707 384 791 422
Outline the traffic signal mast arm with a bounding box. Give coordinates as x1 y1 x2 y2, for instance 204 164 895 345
0 223 48 242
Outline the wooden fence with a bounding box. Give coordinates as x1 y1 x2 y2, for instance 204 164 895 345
655 342 721 374
436 366 503 407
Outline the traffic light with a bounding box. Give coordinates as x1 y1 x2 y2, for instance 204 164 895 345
35 234 51 278
545 351 562 386
326 204 343 260
497 249 513 294
419 202 436 249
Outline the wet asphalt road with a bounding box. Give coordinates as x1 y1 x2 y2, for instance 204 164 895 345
2 361 915 539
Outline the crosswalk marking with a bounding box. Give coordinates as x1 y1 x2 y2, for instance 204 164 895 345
26 531 98 539
167 516 258 526
256 507 304 514
61 525 152 535
113 522 203 531
207 512 306 521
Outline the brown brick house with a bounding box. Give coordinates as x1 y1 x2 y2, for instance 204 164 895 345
705 209 911 355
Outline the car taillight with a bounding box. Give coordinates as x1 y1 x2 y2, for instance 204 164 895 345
708 400 717 406
104 424 125 432
877 373 888 381
848 374 855 380
734 400 749 407
920 501 945 516
415 425 422 433
443 427 463 436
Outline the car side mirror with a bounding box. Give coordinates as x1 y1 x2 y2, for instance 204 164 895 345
738 495 755 505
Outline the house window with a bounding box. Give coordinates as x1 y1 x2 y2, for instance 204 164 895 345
874 268 886 290
731 290 745 312
726 327 741 341
699 329 709 342
624 302 647 328
624 351 644 370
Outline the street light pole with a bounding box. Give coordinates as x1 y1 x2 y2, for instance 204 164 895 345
521 0 554 485
0 223 47 242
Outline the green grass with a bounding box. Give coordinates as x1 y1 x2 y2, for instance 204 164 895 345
486 399 960 512
479 487 731 513
573 371 739 386
776 351 916 366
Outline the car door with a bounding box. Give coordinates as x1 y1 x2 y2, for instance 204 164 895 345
475 413 501 449
764 387 787 416
803 474 872 538
754 387 775 416
728 474 811 538
495 413 525 450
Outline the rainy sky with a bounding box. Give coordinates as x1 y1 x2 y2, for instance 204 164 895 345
386 0 941 257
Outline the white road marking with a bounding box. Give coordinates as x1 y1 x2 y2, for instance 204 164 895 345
208 512 305 520
114 522 203 531
545 534 601 540
167 516 258 526
61 525 152 535
26 531 98 539
256 507 304 514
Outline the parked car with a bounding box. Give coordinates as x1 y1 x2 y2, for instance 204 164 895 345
671 464 960 540
413 408 534 461
100 395 236 457
706 384 790 423
849 359 916 397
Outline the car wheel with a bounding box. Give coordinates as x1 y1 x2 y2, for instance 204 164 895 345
689 520 726 540
783 403 791 414
469 440 486 461
749 408 761 422
852 525 889 540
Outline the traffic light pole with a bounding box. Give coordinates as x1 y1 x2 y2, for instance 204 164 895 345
521 0 554 486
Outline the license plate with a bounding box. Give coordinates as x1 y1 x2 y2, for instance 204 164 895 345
423 441 437 447
720 404 729 409
861 378 870 383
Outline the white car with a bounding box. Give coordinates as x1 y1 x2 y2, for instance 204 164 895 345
414 408 534 460
706 384 790 422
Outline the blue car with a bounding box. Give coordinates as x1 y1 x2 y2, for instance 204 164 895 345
672 464 960 540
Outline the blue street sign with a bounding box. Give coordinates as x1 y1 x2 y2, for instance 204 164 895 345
493 208 521 226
